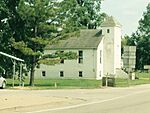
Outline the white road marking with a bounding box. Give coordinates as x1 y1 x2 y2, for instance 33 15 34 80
24 89 150 113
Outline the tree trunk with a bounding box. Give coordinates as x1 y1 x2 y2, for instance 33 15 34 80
29 56 36 86
29 65 35 86
29 21 37 86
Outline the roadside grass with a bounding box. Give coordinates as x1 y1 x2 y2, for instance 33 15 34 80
6 72 150 89
6 79 102 89
136 72 150 79
115 78 150 87
115 72 150 87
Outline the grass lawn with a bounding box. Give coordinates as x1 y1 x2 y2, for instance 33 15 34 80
6 79 102 89
5 72 150 89
115 72 150 87
136 72 150 79
115 78 150 87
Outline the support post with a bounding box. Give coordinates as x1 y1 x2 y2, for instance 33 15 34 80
19 63 22 86
13 60 16 87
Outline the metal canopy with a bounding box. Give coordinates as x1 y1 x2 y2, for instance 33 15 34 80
0 51 24 87
0 52 24 62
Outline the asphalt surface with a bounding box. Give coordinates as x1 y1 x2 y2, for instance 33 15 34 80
1 84 150 113
44 89 150 113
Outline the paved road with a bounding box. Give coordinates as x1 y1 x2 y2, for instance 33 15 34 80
1 85 150 113
45 90 150 113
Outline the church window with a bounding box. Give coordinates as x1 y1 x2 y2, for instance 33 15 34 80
42 71 46 77
60 51 64 64
78 51 83 63
100 50 102 64
60 71 64 77
79 71 83 77
60 59 64 64
107 29 110 33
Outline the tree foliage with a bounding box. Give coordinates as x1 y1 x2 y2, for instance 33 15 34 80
125 3 150 70
0 0 105 85
12 0 79 86
0 0 20 77
60 0 105 29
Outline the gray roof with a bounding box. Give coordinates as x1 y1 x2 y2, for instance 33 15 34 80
101 16 122 27
46 30 103 49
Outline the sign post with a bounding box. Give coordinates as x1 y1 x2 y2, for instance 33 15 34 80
123 46 136 83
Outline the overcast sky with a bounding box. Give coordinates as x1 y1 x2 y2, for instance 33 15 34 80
101 0 150 36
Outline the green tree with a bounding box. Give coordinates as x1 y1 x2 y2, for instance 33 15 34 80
126 3 150 69
11 0 79 86
60 0 106 29
0 0 18 77
77 0 106 29
135 3 150 69
0 0 105 85
12 0 59 86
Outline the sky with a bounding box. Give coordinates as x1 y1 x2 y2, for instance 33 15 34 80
101 0 150 36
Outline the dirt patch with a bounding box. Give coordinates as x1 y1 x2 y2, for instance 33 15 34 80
0 90 84 112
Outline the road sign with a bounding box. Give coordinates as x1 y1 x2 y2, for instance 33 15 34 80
123 46 136 72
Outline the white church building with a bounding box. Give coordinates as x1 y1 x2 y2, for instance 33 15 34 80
35 16 123 80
